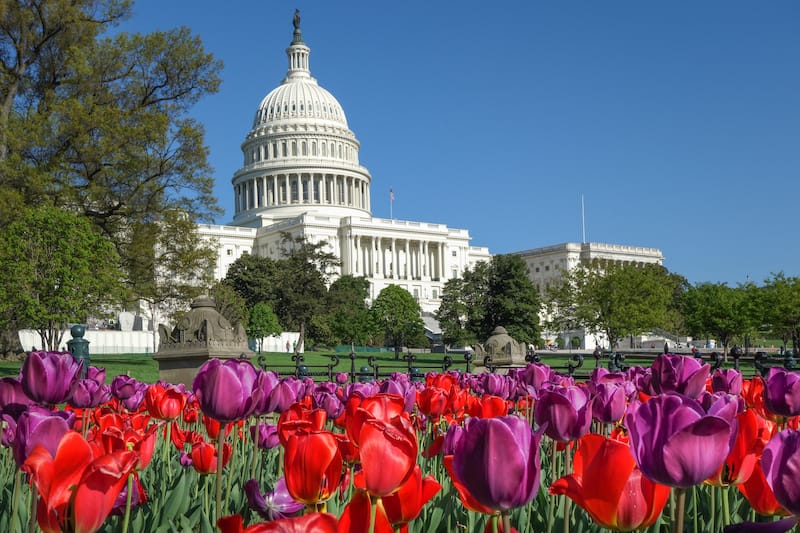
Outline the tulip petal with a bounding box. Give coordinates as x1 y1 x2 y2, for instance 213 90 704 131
661 416 733 487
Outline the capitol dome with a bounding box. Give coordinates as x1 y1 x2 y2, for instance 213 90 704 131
232 17 372 226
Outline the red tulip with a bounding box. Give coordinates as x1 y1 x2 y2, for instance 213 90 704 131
550 434 670 531
191 439 232 474
144 383 186 420
277 402 327 446
443 454 494 515
417 387 448 420
468 395 509 419
217 512 339 533
345 393 405 447
358 414 418 497
337 490 394 533
707 408 773 486
91 412 159 471
381 464 442 529
23 430 138 533
283 430 343 505
737 457 790 517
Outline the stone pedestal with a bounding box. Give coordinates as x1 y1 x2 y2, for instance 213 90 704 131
153 296 253 386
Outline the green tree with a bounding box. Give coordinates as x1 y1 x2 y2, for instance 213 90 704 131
0 207 123 350
483 254 541 344
436 277 471 347
275 235 339 354
679 282 753 355
326 275 374 346
0 1 223 350
247 302 282 353
370 285 424 359
209 281 249 329
548 262 676 350
224 254 281 310
755 274 800 353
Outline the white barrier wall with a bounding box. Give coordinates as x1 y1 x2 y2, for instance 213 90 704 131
19 330 302 355
18 330 155 355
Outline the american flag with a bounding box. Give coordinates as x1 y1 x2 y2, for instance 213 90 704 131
390 188 394 201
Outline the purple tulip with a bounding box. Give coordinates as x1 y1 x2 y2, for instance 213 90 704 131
110 375 147 411
313 390 344 420
591 382 628 424
192 358 264 422
264 377 303 414
442 423 464 456
763 367 800 418
453 415 542 512
626 393 737 488
0 377 34 420
20 351 82 405
245 477 304 521
379 375 416 413
534 384 593 442
340 381 379 402
711 368 743 395
13 406 74 466
68 380 111 409
650 353 710 398
2 413 16 447
762 429 800 516
250 422 280 449
335 372 349 385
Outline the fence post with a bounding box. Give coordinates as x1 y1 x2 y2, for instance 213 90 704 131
67 324 89 378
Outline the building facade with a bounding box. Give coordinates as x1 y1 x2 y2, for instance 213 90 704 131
199 19 490 313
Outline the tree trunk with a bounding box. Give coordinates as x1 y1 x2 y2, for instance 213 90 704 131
295 322 305 356
0 327 24 358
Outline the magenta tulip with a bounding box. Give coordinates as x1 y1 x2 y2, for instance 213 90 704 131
626 393 737 488
763 367 800 418
245 477 304 520
452 415 542 512
534 384 593 442
192 358 264 422
711 368 743 395
591 382 628 424
13 406 74 467
650 353 710 398
20 351 82 405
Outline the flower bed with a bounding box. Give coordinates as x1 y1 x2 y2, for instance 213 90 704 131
1 351 798 532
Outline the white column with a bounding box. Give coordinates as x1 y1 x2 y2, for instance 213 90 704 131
422 241 429 280
404 240 410 279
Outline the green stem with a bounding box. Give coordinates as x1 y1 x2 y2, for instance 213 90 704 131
215 428 226 522
563 445 571 533
672 488 686 533
492 514 499 533
249 418 259 481
692 485 698 533
721 486 731 527
547 441 557 533
11 469 21 533
164 422 173 481
27 485 36 533
368 496 378 533
502 511 512 533
709 483 716 533
121 473 134 533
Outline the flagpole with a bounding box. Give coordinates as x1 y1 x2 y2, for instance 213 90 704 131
581 193 586 244
390 187 394 220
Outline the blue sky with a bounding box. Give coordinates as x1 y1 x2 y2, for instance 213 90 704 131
120 1 799 286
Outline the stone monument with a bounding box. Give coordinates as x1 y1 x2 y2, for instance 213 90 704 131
153 295 253 385
474 326 526 366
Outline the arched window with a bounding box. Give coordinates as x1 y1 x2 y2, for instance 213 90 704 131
321 142 327 157
311 142 317 156
281 142 287 157
291 142 297 156
301 141 307 156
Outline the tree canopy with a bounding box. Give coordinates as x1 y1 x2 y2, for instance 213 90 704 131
547 261 677 349
247 302 282 353
680 282 758 354
370 285 424 358
436 256 539 347
0 206 123 350
0 0 223 351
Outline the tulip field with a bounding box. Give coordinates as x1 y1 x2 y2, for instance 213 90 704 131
1 352 800 533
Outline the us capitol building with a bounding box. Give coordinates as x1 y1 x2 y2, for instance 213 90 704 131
198 16 662 315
